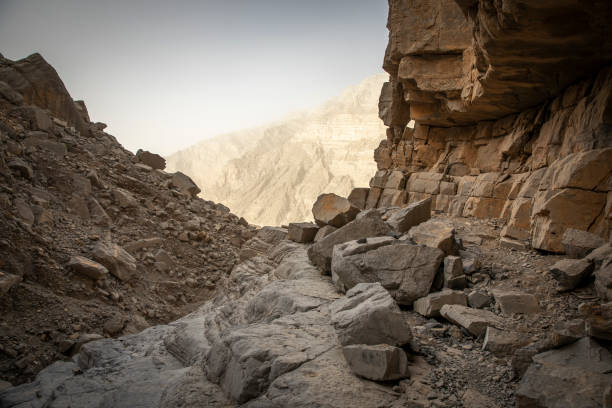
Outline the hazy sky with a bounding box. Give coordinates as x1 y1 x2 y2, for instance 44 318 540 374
0 0 389 155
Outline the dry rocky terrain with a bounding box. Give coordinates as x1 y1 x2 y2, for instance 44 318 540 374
2 0 612 407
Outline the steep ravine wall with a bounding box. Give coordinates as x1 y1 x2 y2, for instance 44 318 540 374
361 0 612 253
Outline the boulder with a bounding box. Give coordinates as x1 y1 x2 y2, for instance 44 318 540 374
342 344 409 381
331 238 444 304
413 290 467 317
462 388 500 408
440 304 504 337
288 222 319 243
562 228 606 258
313 225 337 243
308 210 391 273
482 327 529 356
92 242 137 281
66 256 109 280
312 193 360 228
551 319 586 346
330 283 412 347
408 219 459 256
135 149 166 170
516 338 612 408
548 258 594 291
492 289 540 315
385 197 431 233
467 291 492 309
170 172 201 197
0 271 21 296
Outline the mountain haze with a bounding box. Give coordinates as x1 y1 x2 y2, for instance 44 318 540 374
166 74 387 225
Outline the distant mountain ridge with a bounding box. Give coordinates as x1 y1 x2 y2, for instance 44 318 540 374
166 74 387 226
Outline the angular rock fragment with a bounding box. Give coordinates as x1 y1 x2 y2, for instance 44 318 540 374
443 255 466 289
595 261 612 302
8 158 33 179
516 338 612 408
467 290 492 309
440 304 504 337
330 283 412 347
66 256 109 280
170 171 201 197
312 193 360 228
482 327 529 357
308 210 391 273
331 237 444 304
135 149 166 170
288 222 319 243
92 242 137 281
492 289 540 315
551 319 585 346
112 188 138 208
408 219 458 256
386 197 431 233
413 290 467 318
548 258 594 291
581 302 612 341
342 344 409 381
562 228 606 258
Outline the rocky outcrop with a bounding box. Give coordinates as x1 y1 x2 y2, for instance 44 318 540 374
358 0 612 254
167 74 387 227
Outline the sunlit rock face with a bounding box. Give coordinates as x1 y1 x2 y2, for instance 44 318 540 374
365 0 612 253
167 74 387 226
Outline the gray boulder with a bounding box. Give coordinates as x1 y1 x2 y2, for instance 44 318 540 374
562 228 605 258
492 289 540 315
312 193 360 228
516 338 612 408
136 149 166 170
308 210 391 273
331 237 444 304
549 258 594 291
170 172 201 197
595 261 612 301
440 304 504 337
330 283 412 347
413 290 467 318
66 256 109 280
408 219 459 256
342 344 409 381
385 197 431 233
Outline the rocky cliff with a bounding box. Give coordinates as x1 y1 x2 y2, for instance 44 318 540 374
365 0 612 253
166 75 387 226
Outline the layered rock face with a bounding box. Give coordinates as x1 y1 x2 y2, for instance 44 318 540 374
167 74 387 226
364 0 612 253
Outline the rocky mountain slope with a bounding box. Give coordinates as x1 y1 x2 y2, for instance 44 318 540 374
166 74 387 226
0 53 254 386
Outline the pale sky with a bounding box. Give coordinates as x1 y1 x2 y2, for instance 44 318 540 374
0 0 389 155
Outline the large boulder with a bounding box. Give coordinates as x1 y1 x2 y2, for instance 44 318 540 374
91 242 137 281
492 289 540 315
342 344 409 381
516 338 612 408
331 237 444 304
308 210 391 273
562 228 606 258
312 193 360 228
385 197 431 233
408 219 459 256
548 258 594 291
330 283 412 347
